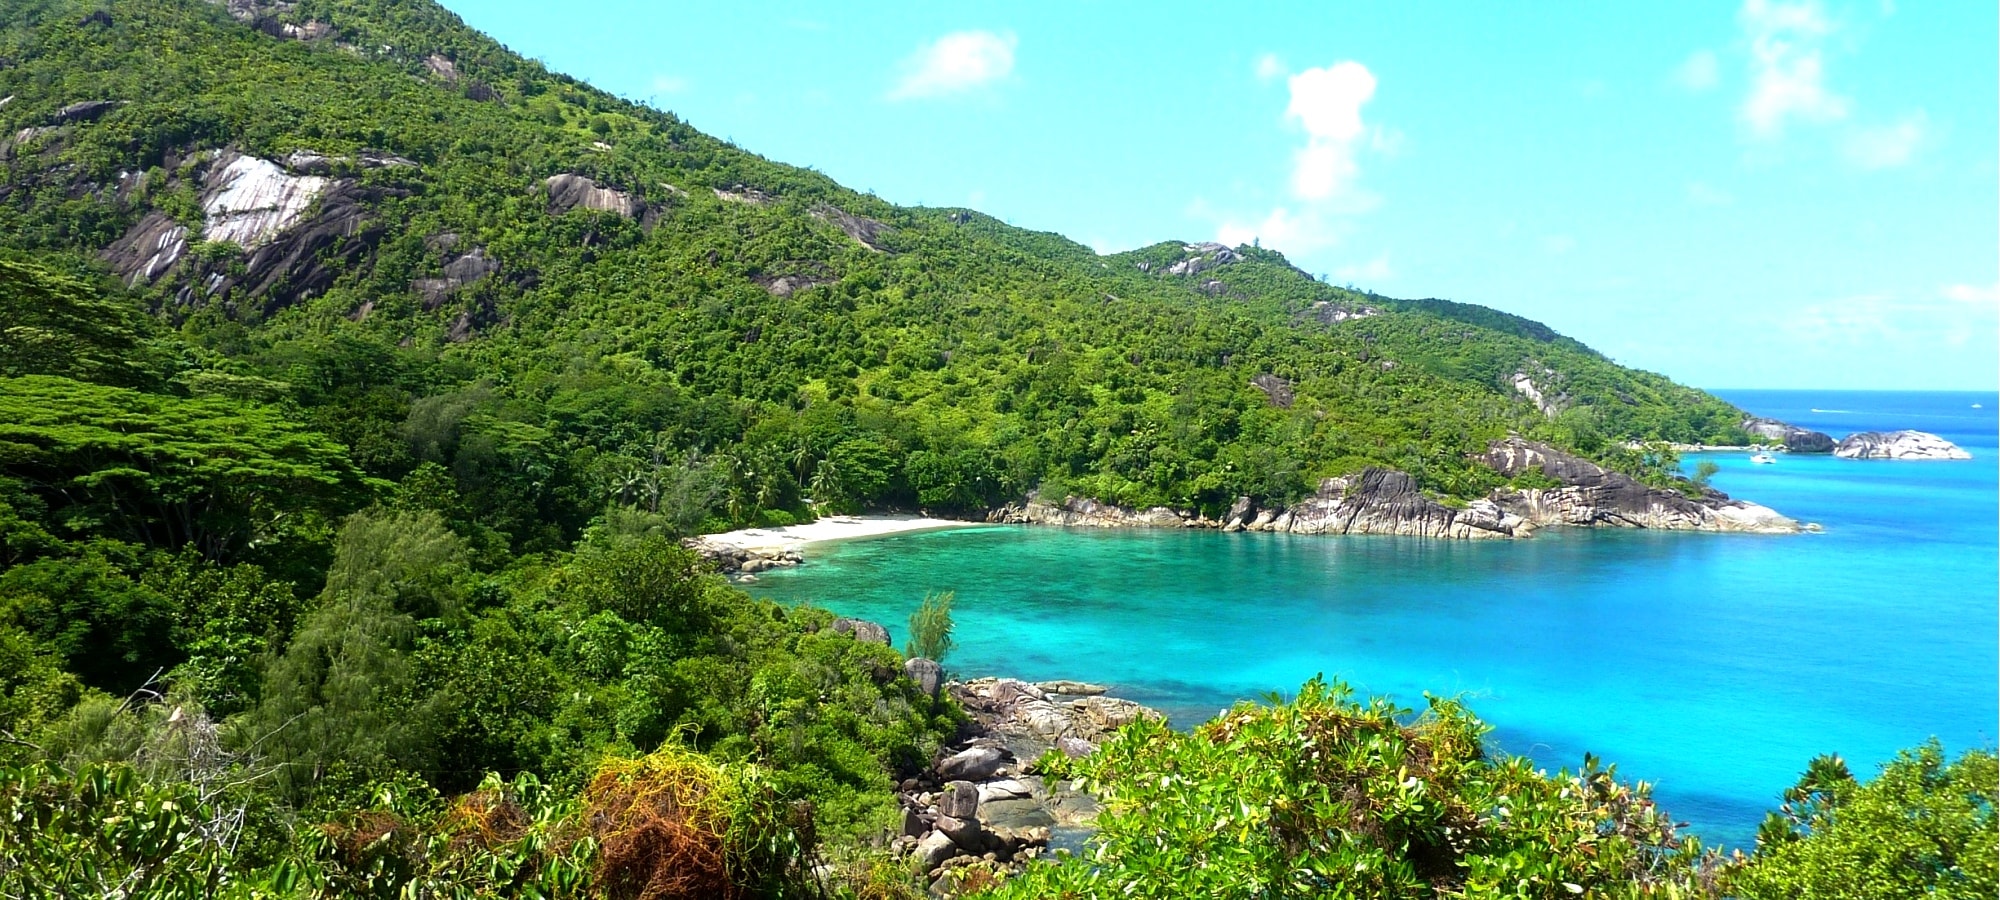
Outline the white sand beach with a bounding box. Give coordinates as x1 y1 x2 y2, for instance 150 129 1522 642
694 515 987 554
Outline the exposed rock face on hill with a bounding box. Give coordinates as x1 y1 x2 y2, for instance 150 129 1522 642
1742 416 1836 453
993 438 1805 538
1512 366 1569 418
543 173 656 226
1164 241 1241 276
810 203 894 252
1834 430 1972 460
103 150 397 308
200 151 329 248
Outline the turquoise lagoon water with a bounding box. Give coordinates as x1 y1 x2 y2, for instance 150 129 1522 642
748 390 1999 847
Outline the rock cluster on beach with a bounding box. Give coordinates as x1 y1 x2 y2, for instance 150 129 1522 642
680 537 801 575
889 674 1165 895
990 436 1806 539
1833 430 1973 460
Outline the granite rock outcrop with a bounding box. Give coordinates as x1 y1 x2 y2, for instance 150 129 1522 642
1481 438 1801 533
995 437 1805 539
1833 430 1971 460
889 676 1163 894
1741 417 1836 453
102 150 400 311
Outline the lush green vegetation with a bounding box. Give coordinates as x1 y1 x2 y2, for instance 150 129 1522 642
984 678 1725 899
1728 743 1997 900
0 1 1980 897
0 0 1747 545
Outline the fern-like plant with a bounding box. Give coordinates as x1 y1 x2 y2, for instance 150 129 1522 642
905 591 956 663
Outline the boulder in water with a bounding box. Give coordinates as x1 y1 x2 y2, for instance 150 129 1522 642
1834 430 1971 460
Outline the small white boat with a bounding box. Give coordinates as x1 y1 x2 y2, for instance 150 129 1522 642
1750 451 1777 465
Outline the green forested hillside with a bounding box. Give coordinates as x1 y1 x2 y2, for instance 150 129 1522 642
10 2 1964 898
0 0 1749 556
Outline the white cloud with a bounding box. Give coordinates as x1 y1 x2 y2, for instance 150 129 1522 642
1844 110 1927 169
1675 50 1720 91
1739 0 1848 137
1210 60 1390 257
652 75 689 94
1686 181 1735 206
1942 281 2000 305
1336 255 1393 283
1217 207 1350 254
1370 126 1405 156
1542 235 1576 255
1254 53 1286 82
889 30 1017 100
1783 290 1999 353
1286 61 1378 201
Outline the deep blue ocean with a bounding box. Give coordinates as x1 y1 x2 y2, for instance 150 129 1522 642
748 390 1999 847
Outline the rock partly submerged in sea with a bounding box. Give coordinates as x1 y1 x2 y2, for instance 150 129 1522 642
1741 416 1836 453
1481 438 1805 534
1834 430 1972 460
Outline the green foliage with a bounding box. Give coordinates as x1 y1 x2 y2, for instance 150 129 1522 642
1728 743 1998 900
0 761 247 899
905 590 955 664
0 0 1753 538
0 257 155 386
0 375 370 564
0 1 1831 894
1690 460 1721 489
988 678 1719 899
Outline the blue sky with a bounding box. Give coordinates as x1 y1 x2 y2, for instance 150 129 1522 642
447 1 1997 391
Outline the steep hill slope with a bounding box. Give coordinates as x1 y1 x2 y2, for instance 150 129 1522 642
0 0 1767 553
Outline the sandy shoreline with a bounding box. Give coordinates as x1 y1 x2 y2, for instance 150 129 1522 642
694 515 991 554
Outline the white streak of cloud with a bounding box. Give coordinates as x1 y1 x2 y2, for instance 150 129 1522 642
1943 281 2000 304
1254 53 1285 82
1212 60 1390 258
1543 235 1577 255
1739 0 1847 137
1336 255 1393 283
1675 50 1720 91
1217 207 1351 254
889 30 1016 100
1686 181 1735 206
1286 61 1378 200
1844 110 1928 169
652 75 689 94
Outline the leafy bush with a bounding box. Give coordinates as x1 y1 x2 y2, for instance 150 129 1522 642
986 678 1719 899
1727 742 1997 900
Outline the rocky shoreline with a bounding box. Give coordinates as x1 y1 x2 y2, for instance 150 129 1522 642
888 675 1164 894
990 437 1809 540
808 614 1164 895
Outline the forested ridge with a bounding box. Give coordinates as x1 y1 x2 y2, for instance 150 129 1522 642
0 0 1990 897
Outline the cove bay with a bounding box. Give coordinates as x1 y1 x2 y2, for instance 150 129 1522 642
747 389 2000 848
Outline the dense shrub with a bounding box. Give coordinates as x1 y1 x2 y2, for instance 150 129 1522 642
986 678 1722 899
1727 743 1998 900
